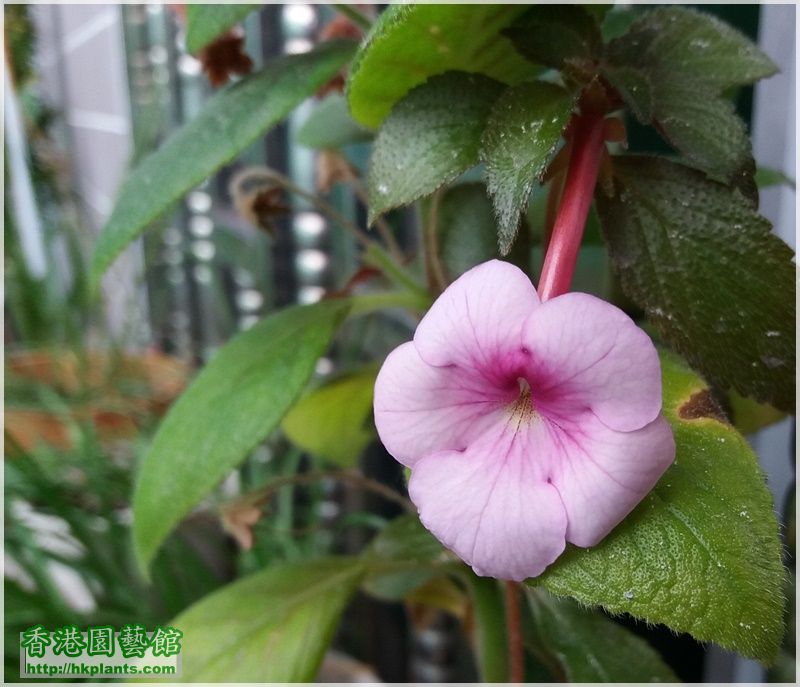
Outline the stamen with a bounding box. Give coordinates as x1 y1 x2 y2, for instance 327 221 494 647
509 377 536 424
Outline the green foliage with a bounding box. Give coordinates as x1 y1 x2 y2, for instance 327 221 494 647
727 392 787 435
347 4 533 127
185 4 258 54
596 155 795 411
481 82 574 252
535 351 785 663
133 301 349 571
503 5 603 71
295 93 373 150
281 368 377 467
367 72 504 224
755 166 796 190
363 512 448 566
605 6 776 184
462 575 509 681
171 558 365 681
430 182 499 279
525 589 678 681
90 41 355 287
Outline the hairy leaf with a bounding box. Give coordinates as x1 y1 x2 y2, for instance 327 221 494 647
133 301 349 571
526 589 678 681
347 4 533 127
596 155 795 411
481 82 574 253
368 72 503 224
503 5 603 70
605 6 776 183
91 41 355 286
281 368 377 467
535 351 785 663
295 93 373 150
185 4 258 54
172 558 364 681
608 6 776 92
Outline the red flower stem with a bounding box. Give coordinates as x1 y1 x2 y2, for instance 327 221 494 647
538 109 607 302
505 580 524 682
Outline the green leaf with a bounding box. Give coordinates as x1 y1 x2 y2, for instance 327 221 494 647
90 41 355 286
596 155 795 411
461 575 508 681
364 513 448 566
608 7 776 92
133 301 349 571
347 4 534 128
429 182 499 279
503 5 603 70
361 513 452 601
534 351 785 663
170 558 364 681
525 589 678 682
481 82 574 253
605 6 776 183
727 392 787 435
185 3 258 54
367 72 504 225
755 166 796 190
295 93 373 150
281 367 377 467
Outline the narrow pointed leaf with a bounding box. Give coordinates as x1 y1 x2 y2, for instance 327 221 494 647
171 558 364 681
90 41 355 287
534 351 785 663
481 82 574 253
347 4 533 127
185 3 258 54
596 155 795 411
368 72 503 224
133 301 349 571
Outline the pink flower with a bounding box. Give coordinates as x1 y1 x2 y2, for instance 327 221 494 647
374 260 675 581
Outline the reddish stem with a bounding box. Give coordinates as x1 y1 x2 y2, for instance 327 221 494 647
505 581 524 682
538 108 607 302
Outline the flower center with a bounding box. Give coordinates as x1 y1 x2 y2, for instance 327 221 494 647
508 377 537 424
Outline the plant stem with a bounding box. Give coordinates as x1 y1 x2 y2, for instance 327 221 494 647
348 290 431 316
265 167 424 302
343 162 405 263
266 167 373 250
538 108 607 302
505 580 524 682
332 3 373 31
234 468 414 511
423 188 449 294
362 243 431 303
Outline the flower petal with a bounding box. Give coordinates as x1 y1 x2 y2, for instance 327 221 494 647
373 342 510 467
414 260 539 383
522 292 663 432
549 412 675 548
408 419 567 581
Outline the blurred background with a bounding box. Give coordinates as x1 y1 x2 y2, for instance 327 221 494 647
4 3 795 682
